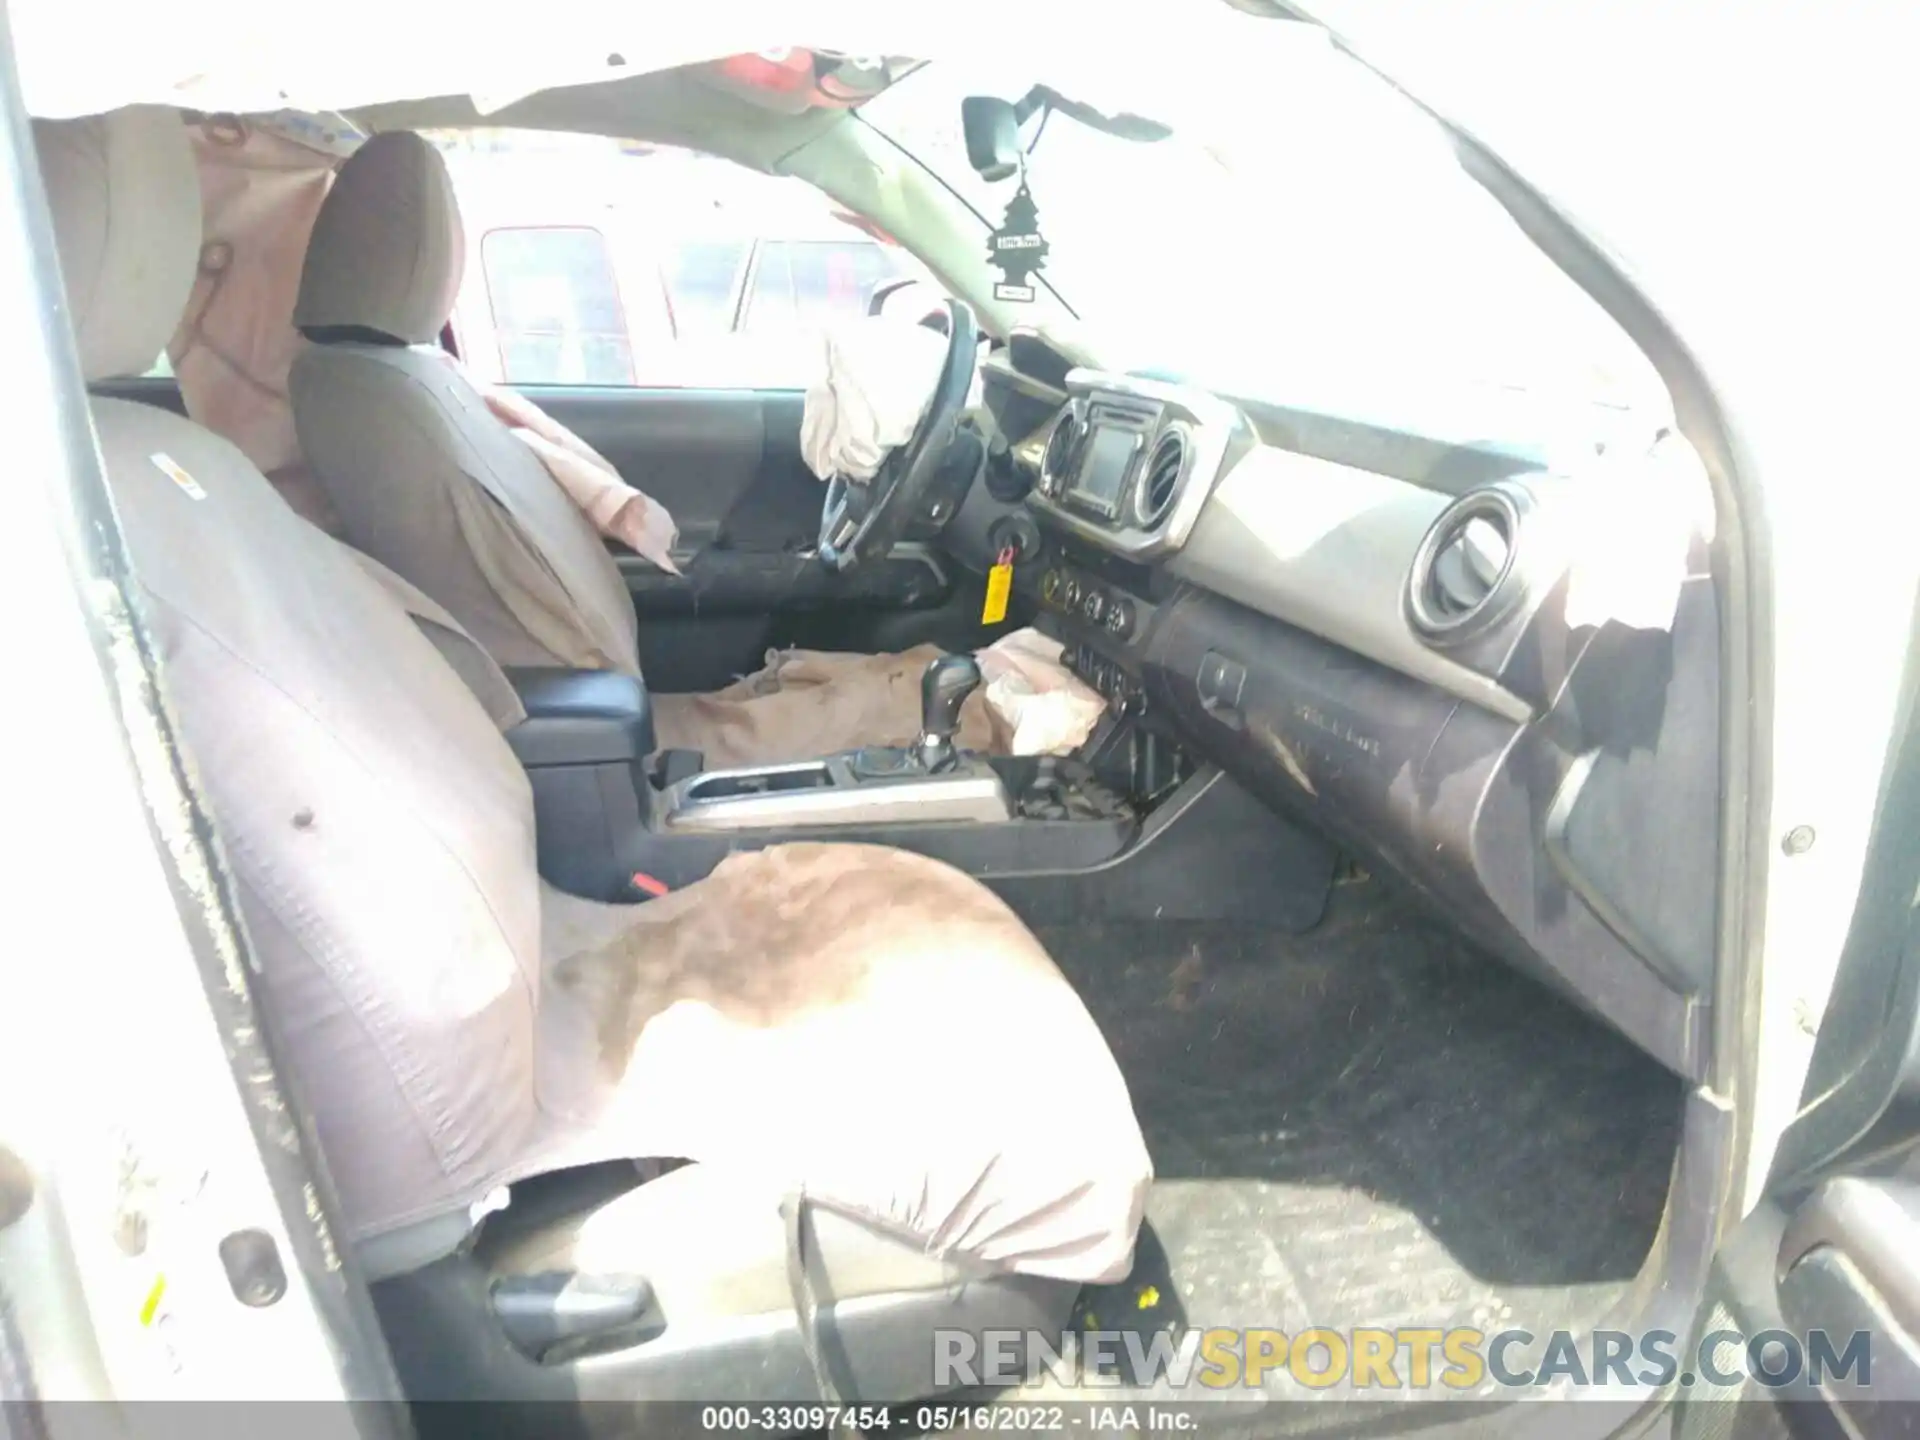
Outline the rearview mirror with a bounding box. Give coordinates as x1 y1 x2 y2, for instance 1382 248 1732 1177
961 96 1023 183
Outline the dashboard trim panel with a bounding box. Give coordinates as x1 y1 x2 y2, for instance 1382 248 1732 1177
986 349 1716 1079
1023 368 1241 561
1169 444 1536 725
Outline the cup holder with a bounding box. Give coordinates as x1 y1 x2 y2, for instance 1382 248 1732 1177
661 755 1012 832
682 763 834 801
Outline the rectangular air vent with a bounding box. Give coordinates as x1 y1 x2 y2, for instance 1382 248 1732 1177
1088 398 1159 432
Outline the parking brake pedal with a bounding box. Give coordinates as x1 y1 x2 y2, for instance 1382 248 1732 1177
491 1271 656 1360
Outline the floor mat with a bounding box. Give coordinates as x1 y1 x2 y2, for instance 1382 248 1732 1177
1023 875 1685 1406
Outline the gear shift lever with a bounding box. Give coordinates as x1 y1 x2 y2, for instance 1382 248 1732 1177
915 654 983 772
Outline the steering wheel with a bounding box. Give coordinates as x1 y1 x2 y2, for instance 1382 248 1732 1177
817 298 979 572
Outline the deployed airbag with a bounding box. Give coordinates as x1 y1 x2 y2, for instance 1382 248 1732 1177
166 112 357 532
799 317 949 483
977 628 1105 756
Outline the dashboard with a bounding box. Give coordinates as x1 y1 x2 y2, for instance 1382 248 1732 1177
971 348 1720 1083
1025 372 1242 561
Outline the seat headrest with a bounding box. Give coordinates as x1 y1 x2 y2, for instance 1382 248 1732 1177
33 107 200 383
294 131 463 346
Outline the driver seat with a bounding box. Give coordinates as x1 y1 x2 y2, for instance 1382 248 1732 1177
289 130 974 768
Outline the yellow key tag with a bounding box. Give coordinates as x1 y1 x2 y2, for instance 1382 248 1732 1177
982 547 1014 625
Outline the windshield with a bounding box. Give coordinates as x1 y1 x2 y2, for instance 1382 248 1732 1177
860 17 1666 452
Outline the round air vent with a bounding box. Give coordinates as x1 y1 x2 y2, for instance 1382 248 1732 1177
1133 426 1188 529
1405 485 1531 643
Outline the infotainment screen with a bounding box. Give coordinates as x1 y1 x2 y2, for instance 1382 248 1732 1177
1066 425 1141 518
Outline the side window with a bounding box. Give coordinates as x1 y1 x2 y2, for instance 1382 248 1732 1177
430 127 944 391
480 227 636 386
741 241 912 334
663 240 751 337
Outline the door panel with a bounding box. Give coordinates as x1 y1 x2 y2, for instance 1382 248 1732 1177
1776 1178 1920 1425
508 386 827 689
524 386 825 555
529 384 966 689
520 387 789 552
1675 625 1920 1440
748 391 840 551
1674 1181 1920 1440
612 544 950 617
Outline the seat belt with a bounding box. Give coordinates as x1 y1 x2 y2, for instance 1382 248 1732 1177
342 545 526 731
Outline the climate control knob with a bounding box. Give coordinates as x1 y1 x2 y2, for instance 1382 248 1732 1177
1082 590 1106 624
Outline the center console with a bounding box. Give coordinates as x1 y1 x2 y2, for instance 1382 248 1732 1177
659 656 1015 832
660 754 1010 832
657 654 1010 831
504 648 1332 931
504 654 1138 903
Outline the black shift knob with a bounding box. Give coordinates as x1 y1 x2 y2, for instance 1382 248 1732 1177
922 654 983 741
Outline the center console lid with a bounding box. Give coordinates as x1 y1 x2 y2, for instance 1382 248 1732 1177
504 667 655 768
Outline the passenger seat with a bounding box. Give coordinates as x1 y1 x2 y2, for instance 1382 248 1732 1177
36 105 1151 1406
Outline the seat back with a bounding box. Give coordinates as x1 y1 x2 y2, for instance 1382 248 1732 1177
290 130 639 675
39 108 551 1242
